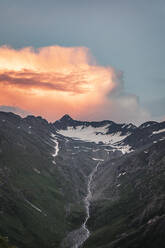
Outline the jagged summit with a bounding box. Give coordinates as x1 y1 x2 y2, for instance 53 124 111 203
54 114 137 147
59 114 73 122
139 121 158 129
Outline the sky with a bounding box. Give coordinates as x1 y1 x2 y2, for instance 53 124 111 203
0 0 165 124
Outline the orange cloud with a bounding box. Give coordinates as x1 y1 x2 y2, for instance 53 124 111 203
0 45 117 120
0 45 150 123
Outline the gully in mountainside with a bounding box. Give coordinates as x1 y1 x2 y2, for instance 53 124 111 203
61 161 103 248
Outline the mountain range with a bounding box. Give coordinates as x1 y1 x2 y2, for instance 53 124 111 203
0 111 165 248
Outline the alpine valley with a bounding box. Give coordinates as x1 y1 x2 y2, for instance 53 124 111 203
0 111 165 248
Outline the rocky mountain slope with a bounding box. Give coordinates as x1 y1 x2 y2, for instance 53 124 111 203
0 112 165 248
84 139 165 248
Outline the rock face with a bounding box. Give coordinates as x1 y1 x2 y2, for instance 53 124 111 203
0 112 165 248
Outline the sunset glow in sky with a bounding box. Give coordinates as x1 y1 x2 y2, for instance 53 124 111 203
0 45 118 121
0 0 164 124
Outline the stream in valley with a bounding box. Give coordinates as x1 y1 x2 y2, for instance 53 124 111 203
61 162 102 248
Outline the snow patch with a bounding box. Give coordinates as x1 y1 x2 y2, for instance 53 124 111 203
104 148 116 152
57 125 130 145
144 124 151 128
93 149 100 152
153 128 165 135
92 158 104 161
25 200 42 213
51 133 59 164
111 144 133 154
127 124 132 129
118 172 126 177
33 168 40 174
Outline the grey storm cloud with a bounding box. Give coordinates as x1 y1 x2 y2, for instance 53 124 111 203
0 105 30 117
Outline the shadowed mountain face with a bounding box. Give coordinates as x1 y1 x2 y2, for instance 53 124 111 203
0 112 165 248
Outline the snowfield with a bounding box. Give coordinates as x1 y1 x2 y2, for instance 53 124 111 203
57 125 130 145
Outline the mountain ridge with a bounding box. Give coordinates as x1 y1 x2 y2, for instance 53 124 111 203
0 111 165 248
